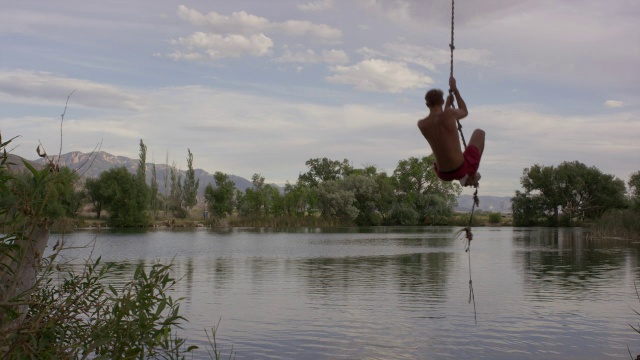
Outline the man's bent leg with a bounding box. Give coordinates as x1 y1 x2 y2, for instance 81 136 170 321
460 129 484 187
468 129 485 157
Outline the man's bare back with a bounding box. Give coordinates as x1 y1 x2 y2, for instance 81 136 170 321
417 105 465 172
417 77 485 186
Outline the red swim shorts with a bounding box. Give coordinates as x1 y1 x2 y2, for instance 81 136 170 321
434 145 481 182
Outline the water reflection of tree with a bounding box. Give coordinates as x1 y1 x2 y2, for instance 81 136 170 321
248 257 279 285
394 252 453 304
204 258 234 290
513 228 639 297
296 250 453 305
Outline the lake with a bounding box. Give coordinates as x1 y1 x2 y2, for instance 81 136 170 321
50 226 640 359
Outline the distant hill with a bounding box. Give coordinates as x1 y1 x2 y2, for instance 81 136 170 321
33 151 253 196
5 154 44 173
455 194 512 213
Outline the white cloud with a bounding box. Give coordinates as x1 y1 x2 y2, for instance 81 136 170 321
357 47 385 59
0 70 144 111
177 6 269 34
298 0 335 12
604 100 624 108
322 49 350 64
276 20 341 42
275 49 317 63
326 59 433 93
169 5 343 63
176 5 341 42
361 43 493 72
357 0 412 24
275 48 348 64
163 51 206 62
170 32 273 59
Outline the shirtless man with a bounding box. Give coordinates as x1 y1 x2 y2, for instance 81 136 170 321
417 76 485 187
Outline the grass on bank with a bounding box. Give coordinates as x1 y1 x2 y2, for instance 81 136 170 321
592 208 640 241
64 208 513 231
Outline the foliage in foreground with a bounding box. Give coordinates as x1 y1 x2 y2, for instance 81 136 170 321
0 132 204 358
2 258 196 359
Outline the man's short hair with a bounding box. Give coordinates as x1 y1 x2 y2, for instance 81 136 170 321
425 89 444 108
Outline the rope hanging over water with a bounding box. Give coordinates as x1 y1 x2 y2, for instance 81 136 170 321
448 0 478 324
448 0 467 150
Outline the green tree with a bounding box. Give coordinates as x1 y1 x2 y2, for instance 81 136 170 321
169 164 186 219
204 171 236 218
149 163 160 219
393 156 460 198
629 171 640 210
316 180 358 220
513 161 627 226
237 174 280 217
390 202 420 225
136 139 147 184
85 177 106 219
556 161 626 221
182 149 199 215
234 189 246 216
519 164 561 224
511 190 547 226
264 184 283 216
98 167 148 227
342 174 381 225
374 172 396 224
298 157 351 187
1 166 81 220
282 182 314 216
136 139 150 208
391 155 460 224
630 171 640 197
249 173 266 215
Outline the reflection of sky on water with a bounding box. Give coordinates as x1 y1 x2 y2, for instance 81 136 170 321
47 227 640 359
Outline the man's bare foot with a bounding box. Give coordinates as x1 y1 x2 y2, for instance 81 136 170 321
460 172 481 187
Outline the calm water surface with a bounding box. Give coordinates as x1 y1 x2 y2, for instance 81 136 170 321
51 227 640 359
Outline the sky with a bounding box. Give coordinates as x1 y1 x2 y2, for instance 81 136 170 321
1 0 639 196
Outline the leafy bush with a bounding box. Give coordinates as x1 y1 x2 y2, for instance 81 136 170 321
487 212 502 224
2 258 196 359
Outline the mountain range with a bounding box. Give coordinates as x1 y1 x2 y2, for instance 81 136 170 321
32 151 253 196
28 151 512 212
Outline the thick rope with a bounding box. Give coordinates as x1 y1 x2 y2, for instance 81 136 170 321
464 188 478 324
448 0 477 323
448 0 468 150
449 0 455 83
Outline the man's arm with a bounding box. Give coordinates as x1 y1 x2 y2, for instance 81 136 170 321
448 77 468 119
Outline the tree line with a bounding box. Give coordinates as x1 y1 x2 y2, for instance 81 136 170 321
206 155 461 226
80 140 462 226
2 138 637 229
